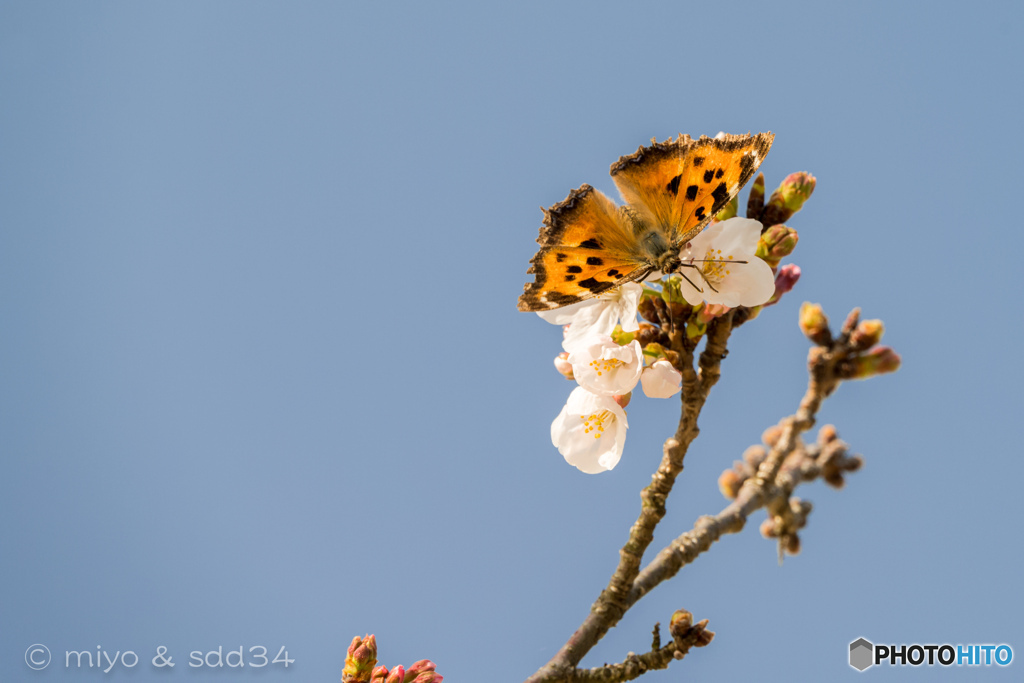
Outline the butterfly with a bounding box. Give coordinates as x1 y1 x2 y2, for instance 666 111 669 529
518 132 774 311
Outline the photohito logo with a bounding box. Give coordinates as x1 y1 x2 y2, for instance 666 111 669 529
849 637 1013 671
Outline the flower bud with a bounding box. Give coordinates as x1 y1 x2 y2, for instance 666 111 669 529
761 172 816 226
849 319 884 351
743 444 767 468
384 666 405 683
403 660 438 681
613 392 632 409
713 194 738 222
718 469 742 499
554 352 574 380
799 302 832 346
638 295 660 324
693 621 715 647
669 609 693 638
756 225 799 268
817 424 838 445
640 360 682 399
343 635 378 683
764 264 801 307
370 666 390 683
660 274 686 304
761 425 783 448
610 324 636 345
784 533 802 555
695 302 730 324
847 347 901 379
746 172 765 221
760 518 778 538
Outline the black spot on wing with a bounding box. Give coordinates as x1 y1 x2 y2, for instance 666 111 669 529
667 174 682 196
685 184 698 200
586 256 603 266
564 275 575 281
555 253 567 262
544 291 579 306
607 269 620 278
715 168 724 179
703 169 714 183
693 156 705 167
694 206 706 221
567 265 582 274
711 182 730 211
578 277 613 294
579 238 602 249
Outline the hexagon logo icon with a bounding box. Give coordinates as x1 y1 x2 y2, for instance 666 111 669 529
849 638 874 671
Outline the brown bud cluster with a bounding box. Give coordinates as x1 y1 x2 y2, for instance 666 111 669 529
761 497 813 556
668 609 715 652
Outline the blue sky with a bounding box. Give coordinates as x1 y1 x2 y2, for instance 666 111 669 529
2 1 1023 681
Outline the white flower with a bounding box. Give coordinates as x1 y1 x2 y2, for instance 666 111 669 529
677 218 775 307
641 360 682 399
551 387 628 473
568 336 643 396
537 282 642 352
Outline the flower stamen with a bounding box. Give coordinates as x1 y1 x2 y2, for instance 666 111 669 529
588 357 625 376
580 410 615 439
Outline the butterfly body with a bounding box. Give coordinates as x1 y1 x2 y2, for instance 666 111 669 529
518 132 774 312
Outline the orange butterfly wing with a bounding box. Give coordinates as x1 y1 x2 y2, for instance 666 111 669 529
610 132 773 245
517 185 652 312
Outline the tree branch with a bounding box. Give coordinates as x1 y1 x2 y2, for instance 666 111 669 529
525 313 736 683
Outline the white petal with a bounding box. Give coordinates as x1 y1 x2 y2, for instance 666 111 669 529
641 360 682 399
727 256 776 306
551 388 628 474
569 337 643 396
710 217 762 253
612 283 642 332
536 299 594 325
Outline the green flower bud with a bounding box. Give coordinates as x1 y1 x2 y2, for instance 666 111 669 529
761 172 816 226
849 319 884 351
847 347 901 379
799 302 832 346
755 225 799 268
343 635 378 683
669 609 693 639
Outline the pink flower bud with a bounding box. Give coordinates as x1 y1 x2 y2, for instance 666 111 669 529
764 264 801 307
385 665 405 683
403 660 438 680
553 352 574 380
343 635 378 683
370 665 389 683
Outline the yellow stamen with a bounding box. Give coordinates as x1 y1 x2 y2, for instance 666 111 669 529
580 410 615 439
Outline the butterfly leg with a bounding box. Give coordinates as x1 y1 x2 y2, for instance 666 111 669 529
678 263 712 294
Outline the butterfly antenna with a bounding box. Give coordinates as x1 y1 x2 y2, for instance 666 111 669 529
678 264 704 294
